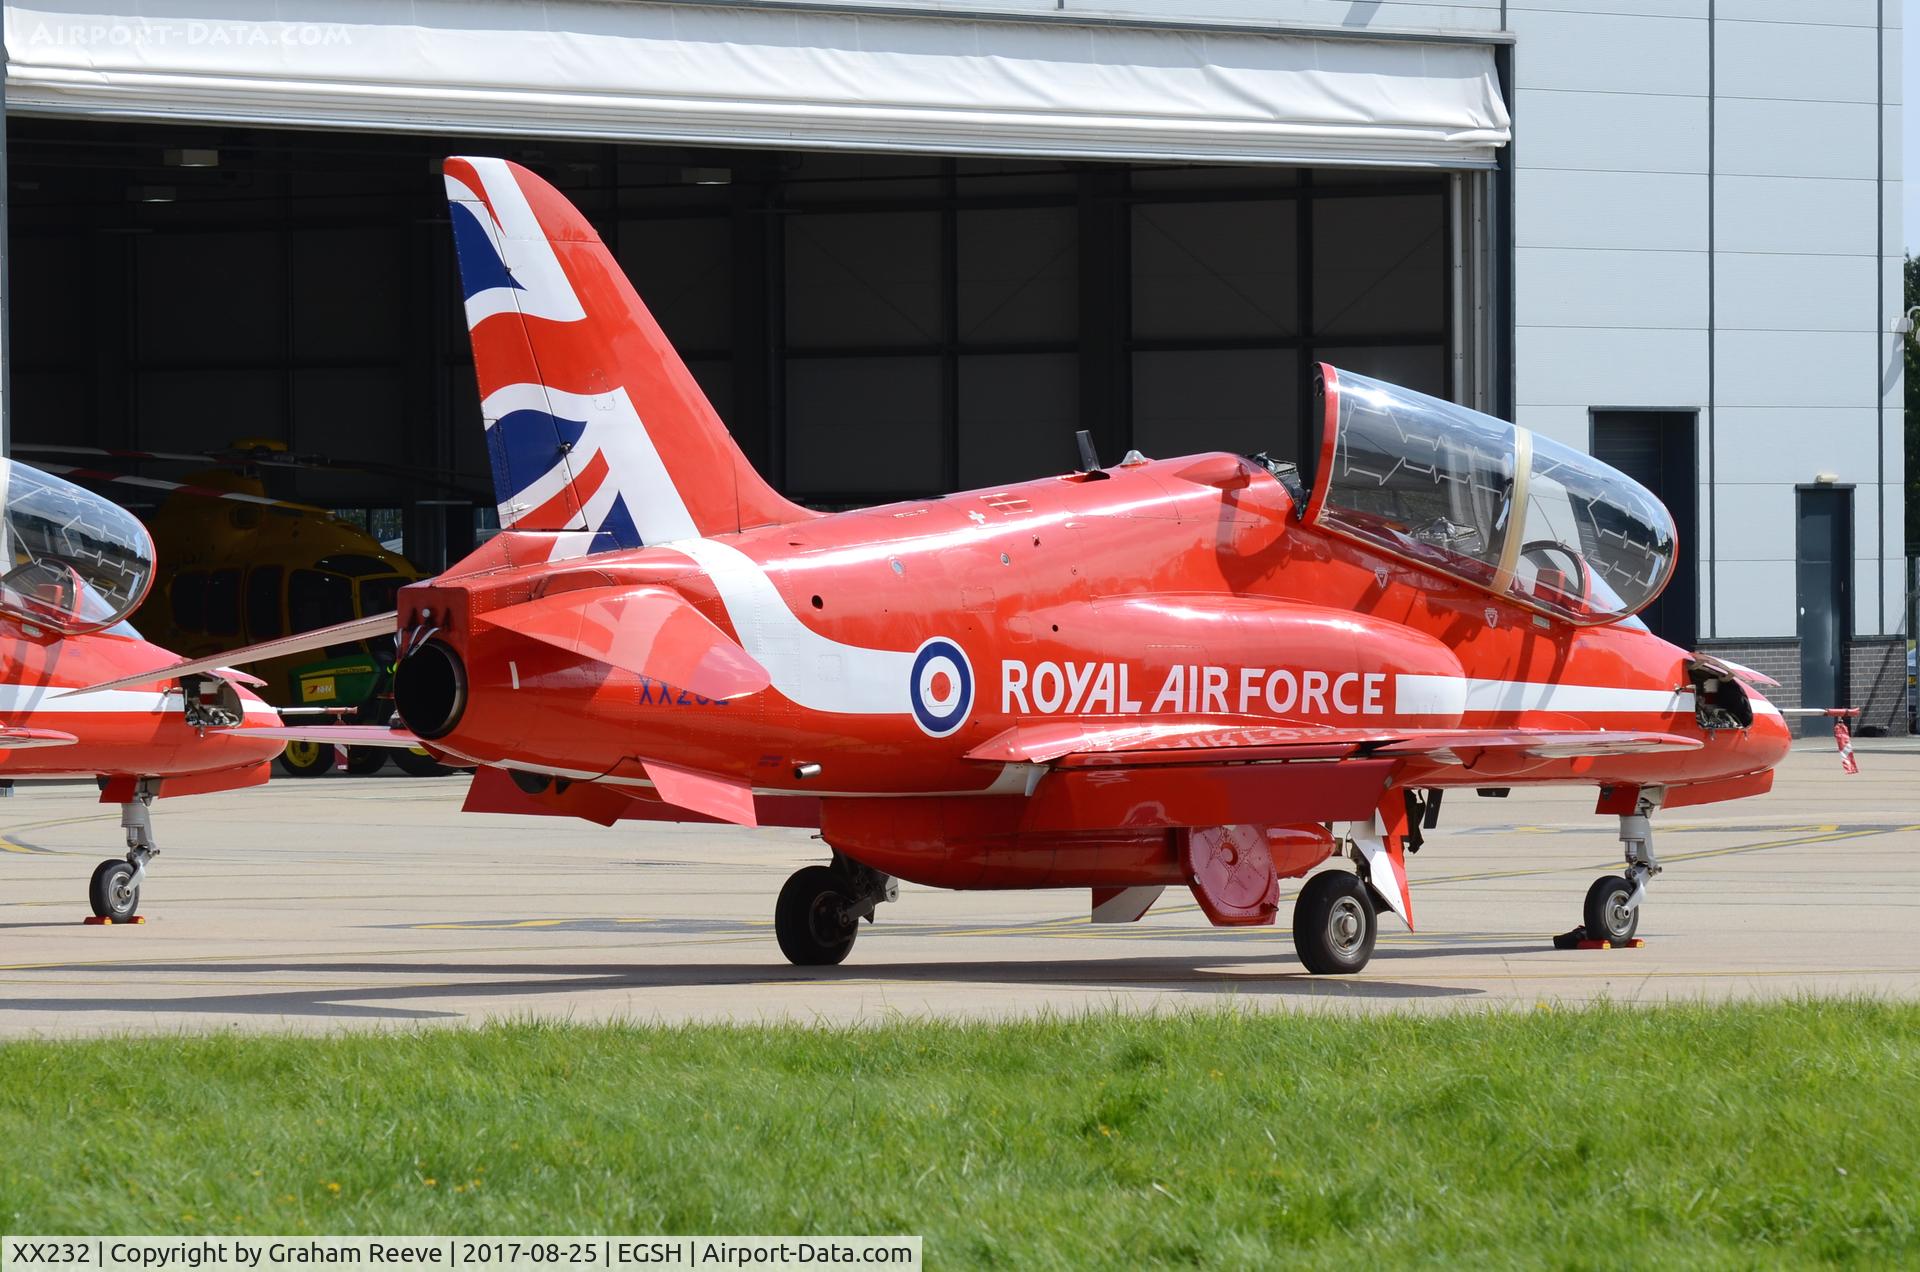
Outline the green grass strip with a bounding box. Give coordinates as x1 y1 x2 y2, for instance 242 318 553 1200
2 1000 1916 1268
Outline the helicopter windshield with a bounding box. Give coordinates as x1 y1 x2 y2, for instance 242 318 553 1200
0 459 156 635
1304 366 1677 626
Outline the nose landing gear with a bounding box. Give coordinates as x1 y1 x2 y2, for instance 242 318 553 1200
88 779 161 922
1559 789 1662 949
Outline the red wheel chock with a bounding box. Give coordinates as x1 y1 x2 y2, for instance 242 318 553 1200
80 915 145 925
1553 926 1642 951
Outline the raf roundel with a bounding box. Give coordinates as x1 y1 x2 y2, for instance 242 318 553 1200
909 637 974 737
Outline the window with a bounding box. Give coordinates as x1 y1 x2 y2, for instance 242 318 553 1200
289 569 354 633
170 571 206 633
359 574 407 617
246 566 284 640
203 568 241 637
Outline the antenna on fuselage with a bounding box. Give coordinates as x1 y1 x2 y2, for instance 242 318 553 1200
1074 430 1106 478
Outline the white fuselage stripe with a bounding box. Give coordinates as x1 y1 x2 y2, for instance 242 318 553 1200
1395 674 1780 718
0 684 278 717
669 538 915 714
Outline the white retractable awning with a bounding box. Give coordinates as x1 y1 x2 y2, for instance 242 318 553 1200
4 2 1511 168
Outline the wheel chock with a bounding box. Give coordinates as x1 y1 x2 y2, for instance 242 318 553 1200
80 915 144 926
1554 927 1642 951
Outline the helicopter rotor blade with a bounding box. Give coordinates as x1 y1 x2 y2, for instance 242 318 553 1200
14 442 488 501
24 461 327 516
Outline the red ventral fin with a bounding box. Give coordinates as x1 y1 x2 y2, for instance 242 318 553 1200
1090 886 1165 924
479 585 769 701
461 767 639 828
640 759 757 828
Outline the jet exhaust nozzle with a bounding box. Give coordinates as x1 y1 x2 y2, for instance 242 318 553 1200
394 639 468 740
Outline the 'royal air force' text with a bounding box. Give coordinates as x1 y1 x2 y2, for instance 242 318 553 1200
1001 661 1385 717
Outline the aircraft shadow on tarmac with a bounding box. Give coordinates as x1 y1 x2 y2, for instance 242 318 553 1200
0 949 1495 1021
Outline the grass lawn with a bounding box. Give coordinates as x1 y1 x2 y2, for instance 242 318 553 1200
1 1002 1916 1267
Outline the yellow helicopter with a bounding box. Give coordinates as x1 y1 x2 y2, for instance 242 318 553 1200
20 441 465 777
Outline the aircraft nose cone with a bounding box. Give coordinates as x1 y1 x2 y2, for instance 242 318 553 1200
1744 692 1795 769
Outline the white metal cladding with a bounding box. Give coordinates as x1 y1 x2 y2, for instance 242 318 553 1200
2 2 1511 168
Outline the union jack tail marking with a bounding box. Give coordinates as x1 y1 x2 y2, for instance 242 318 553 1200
443 157 811 560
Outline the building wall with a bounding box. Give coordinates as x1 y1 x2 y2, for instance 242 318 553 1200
1505 1 1902 648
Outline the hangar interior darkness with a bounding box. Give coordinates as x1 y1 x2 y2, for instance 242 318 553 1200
6 118 1452 569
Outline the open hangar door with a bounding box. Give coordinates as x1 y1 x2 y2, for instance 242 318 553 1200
5 124 1480 547
2 4 1509 573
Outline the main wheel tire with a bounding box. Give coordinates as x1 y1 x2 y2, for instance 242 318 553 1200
279 740 334 777
1583 874 1639 944
774 865 860 967
88 858 139 920
346 747 387 776
1292 870 1378 974
391 748 451 778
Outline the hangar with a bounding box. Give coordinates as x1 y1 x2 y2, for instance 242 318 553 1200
0 1 1905 730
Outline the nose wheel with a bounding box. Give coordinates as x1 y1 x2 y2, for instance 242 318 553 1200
1582 875 1639 944
1292 870 1378 974
86 781 160 921
88 857 141 921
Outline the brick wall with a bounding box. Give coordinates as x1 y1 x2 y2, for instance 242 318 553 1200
1848 638 1910 738
1698 639 1802 711
1697 637 1911 737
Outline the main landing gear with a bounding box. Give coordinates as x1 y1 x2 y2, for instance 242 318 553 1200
88 780 161 922
774 853 897 966
1292 870 1378 974
1559 791 1663 948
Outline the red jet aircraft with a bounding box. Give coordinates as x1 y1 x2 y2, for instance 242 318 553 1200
105 158 1793 974
0 461 283 919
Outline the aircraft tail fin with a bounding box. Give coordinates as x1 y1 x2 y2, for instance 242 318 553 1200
442 156 811 556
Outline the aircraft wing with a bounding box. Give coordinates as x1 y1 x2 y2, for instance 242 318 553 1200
977 719 1701 833
218 724 423 749
55 612 399 697
0 726 79 749
968 718 1701 767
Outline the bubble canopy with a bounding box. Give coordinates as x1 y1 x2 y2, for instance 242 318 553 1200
1302 365 1678 626
0 460 156 635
